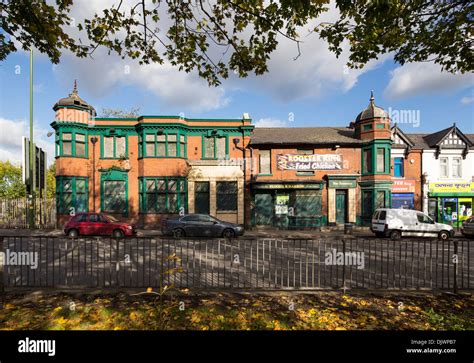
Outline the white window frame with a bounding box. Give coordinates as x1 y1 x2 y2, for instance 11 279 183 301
452 157 462 178
439 157 449 178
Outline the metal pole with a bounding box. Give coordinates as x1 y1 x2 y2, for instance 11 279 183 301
29 49 35 229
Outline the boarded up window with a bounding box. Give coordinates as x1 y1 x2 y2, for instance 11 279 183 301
204 137 215 158
216 137 226 159
259 150 271 174
103 137 114 158
62 133 72 155
116 136 126 157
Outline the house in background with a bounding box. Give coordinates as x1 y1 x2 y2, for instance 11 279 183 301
391 123 474 227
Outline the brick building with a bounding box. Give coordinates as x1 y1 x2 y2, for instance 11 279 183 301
391 123 474 227
249 92 393 228
52 83 253 228
52 84 472 229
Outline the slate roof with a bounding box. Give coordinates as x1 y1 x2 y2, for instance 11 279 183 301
250 127 361 146
404 132 474 149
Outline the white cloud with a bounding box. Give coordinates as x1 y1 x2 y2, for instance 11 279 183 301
461 95 474 105
253 118 289 128
384 62 474 100
0 118 55 166
229 5 390 102
49 1 389 110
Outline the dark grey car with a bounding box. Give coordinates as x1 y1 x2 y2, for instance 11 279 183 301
161 214 245 238
461 217 474 238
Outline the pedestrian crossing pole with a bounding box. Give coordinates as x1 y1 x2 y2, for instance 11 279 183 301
28 48 35 229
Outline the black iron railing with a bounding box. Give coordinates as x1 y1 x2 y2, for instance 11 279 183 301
0 236 472 291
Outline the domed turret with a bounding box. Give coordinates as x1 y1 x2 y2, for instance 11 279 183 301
354 91 391 140
355 91 388 123
53 80 96 116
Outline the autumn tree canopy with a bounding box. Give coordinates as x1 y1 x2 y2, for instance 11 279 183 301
1 0 472 86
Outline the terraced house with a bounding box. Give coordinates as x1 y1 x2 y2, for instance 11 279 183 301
52 83 253 228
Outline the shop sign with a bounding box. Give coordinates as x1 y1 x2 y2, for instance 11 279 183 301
254 183 322 190
328 179 357 188
429 181 474 193
277 154 342 170
391 179 416 193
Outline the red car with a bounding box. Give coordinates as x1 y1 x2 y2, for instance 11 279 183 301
64 213 137 238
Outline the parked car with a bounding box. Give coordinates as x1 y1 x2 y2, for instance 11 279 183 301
161 214 244 238
64 213 137 238
371 208 454 240
461 217 474 238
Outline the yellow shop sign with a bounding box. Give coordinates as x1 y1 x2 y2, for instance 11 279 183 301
429 181 474 193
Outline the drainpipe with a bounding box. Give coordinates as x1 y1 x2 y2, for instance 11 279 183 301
233 138 246 227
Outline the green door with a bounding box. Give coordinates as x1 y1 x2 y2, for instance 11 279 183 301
336 190 347 224
255 193 273 226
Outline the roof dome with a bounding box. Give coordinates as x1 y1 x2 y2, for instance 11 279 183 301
53 80 96 116
355 91 388 123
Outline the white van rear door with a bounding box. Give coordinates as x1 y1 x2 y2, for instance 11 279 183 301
372 210 386 232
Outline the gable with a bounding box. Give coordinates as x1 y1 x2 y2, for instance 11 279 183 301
440 131 466 147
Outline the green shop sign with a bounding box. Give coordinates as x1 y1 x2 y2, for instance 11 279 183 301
328 179 357 188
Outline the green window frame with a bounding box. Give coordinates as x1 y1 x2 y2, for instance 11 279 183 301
101 135 128 159
202 135 228 160
362 143 390 176
56 176 88 214
216 181 238 212
376 148 386 173
56 129 88 158
100 169 128 215
363 124 372 131
143 132 187 158
139 177 187 213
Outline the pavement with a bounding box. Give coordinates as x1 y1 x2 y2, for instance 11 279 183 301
0 227 469 239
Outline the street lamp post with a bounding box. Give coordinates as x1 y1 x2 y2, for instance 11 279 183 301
29 48 35 229
91 137 98 212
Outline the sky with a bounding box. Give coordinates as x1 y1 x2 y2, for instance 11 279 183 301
0 0 473 167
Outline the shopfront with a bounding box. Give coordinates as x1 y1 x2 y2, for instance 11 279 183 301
251 181 325 229
391 179 416 209
427 181 474 228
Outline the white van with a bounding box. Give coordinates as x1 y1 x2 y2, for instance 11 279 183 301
371 208 454 240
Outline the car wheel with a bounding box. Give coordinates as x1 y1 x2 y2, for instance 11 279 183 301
173 228 185 239
112 229 124 239
438 230 450 241
389 230 401 240
67 229 79 238
222 229 235 239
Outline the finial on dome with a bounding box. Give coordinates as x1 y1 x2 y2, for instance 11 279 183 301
73 79 78 94
370 90 374 103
